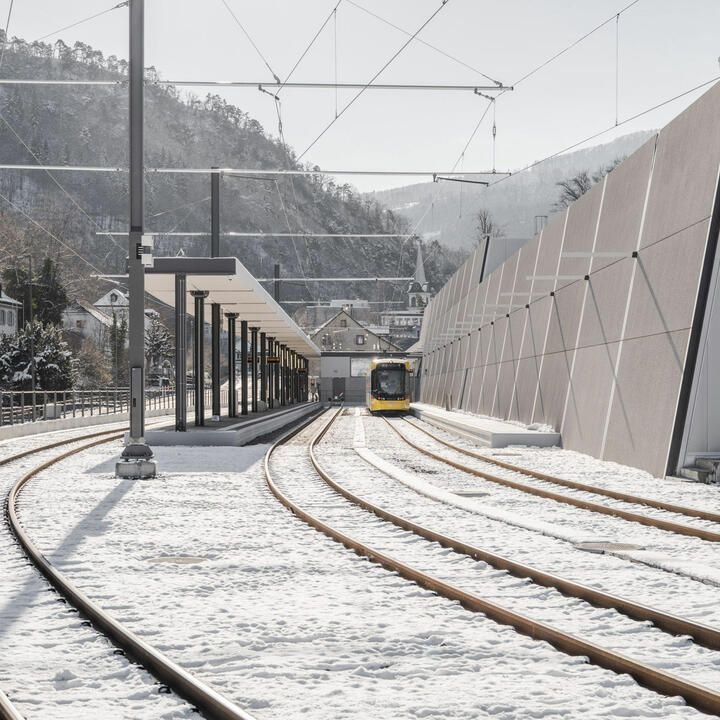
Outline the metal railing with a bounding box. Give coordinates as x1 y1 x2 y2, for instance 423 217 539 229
0 387 194 427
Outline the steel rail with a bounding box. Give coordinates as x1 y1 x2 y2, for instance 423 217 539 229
385 419 720 542
0 427 125 468
0 690 23 720
308 428 720 649
404 416 720 523
264 408 720 716
4 434 257 720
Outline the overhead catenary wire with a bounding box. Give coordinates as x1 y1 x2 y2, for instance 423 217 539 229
345 0 502 86
0 188 105 276
276 0 343 95
297 0 453 162
96 231 416 238
511 0 642 89
488 74 720 190
0 107 126 254
32 1 128 43
219 0 281 84
0 165 504 176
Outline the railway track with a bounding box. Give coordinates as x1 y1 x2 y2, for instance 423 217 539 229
266 407 720 716
384 416 720 543
0 424 256 720
402 417 720 522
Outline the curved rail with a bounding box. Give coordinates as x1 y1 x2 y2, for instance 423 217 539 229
404 416 720 523
0 689 23 720
264 408 720 716
385 418 720 542
4 431 257 720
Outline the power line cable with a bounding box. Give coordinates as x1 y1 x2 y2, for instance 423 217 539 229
277 0 343 95
512 0 641 89
32 1 129 43
0 108 126 254
219 0 281 83
488 74 720 189
297 0 453 162
345 0 501 86
0 188 105 275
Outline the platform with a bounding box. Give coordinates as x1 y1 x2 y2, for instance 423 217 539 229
410 403 561 448
140 402 319 446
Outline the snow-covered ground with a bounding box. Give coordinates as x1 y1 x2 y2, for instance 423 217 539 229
9 410 716 718
0 424 194 719
377 416 720 586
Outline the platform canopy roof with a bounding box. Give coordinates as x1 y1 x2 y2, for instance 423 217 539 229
145 257 320 357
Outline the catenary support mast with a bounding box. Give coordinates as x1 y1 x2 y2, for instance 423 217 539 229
117 0 156 478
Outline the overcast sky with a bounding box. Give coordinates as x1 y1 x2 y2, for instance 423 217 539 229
2 0 719 191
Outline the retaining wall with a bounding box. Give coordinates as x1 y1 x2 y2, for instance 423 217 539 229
420 82 720 478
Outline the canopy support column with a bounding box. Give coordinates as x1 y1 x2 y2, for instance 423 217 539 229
274 340 281 406
211 303 221 420
240 320 248 415
250 327 259 413
260 331 267 406
226 312 238 418
267 335 275 410
192 290 208 426
174 273 187 431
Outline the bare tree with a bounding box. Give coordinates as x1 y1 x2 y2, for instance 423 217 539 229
553 157 625 210
475 208 504 245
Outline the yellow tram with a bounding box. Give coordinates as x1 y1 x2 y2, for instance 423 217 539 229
366 357 412 413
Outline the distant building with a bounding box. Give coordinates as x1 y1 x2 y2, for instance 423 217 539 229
380 245 432 350
63 301 114 345
301 298 372 330
311 309 400 354
0 288 21 338
94 288 129 323
309 309 403 403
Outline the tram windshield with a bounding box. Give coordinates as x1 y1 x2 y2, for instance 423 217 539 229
372 365 406 399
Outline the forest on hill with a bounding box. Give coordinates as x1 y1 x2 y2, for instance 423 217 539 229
0 33 467 309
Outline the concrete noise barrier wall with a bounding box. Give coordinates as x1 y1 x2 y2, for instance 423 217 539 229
419 82 720 478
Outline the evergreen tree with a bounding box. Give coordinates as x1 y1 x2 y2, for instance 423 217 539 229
145 317 174 373
37 258 69 325
108 312 128 386
1 258 68 326
0 321 75 390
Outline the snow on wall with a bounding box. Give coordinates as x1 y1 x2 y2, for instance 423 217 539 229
420 81 720 478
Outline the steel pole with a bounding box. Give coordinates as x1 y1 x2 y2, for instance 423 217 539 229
280 344 287 406
240 320 248 415
260 331 267 405
118 0 155 476
211 304 221 420
273 263 280 303
266 336 274 409
225 313 238 418
192 291 208 426
250 327 258 413
175 273 187 431
210 166 221 420
274 340 281 405
27 255 36 421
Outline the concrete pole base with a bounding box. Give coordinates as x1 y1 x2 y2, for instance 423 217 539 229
117 442 157 479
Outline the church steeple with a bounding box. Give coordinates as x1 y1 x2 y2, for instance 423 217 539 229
414 244 427 289
408 244 431 310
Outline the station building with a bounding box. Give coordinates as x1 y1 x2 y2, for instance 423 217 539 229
0 287 21 337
